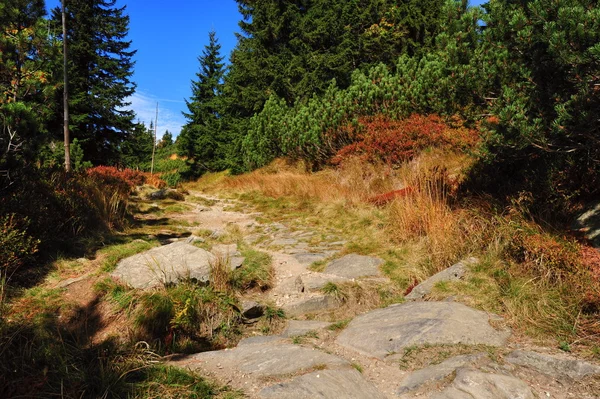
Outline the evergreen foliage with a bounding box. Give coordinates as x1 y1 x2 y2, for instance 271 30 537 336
0 0 56 185
179 30 226 175
51 0 137 166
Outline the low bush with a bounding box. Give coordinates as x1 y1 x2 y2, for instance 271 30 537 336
332 114 480 166
0 214 39 275
86 166 145 195
1 167 142 279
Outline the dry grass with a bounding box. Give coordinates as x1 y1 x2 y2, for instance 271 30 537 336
184 154 600 352
202 158 403 206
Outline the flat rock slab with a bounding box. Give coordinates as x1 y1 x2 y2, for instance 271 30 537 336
336 302 510 359
293 253 329 267
506 350 600 379
295 274 351 293
397 353 487 395
431 368 535 399
270 238 299 247
111 242 216 289
324 254 384 279
283 295 337 317
282 320 332 337
176 342 348 377
260 368 386 399
405 258 477 300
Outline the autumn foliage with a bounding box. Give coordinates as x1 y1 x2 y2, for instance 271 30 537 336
332 114 480 166
86 166 145 195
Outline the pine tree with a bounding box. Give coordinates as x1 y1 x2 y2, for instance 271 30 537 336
52 0 136 165
179 30 226 174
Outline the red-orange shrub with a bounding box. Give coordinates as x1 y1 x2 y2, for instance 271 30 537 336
86 166 145 194
141 172 167 189
332 114 480 166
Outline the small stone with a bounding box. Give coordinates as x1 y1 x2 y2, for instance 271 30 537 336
186 235 205 244
241 301 264 319
397 353 487 394
210 229 225 239
405 257 478 300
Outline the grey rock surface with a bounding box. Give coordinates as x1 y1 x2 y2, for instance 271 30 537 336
336 302 510 359
324 254 384 279
177 342 348 377
430 368 535 399
283 295 337 317
397 353 487 395
146 188 184 201
237 336 284 347
56 274 90 289
270 238 298 247
185 235 205 244
573 202 600 248
241 301 264 319
293 252 329 267
259 368 386 399
295 274 350 293
405 258 477 300
210 243 245 270
506 350 600 379
111 242 216 289
281 320 332 337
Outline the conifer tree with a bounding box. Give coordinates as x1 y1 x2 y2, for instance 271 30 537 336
179 30 226 174
52 0 136 165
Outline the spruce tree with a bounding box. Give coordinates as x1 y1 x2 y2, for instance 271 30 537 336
52 0 136 165
179 30 226 174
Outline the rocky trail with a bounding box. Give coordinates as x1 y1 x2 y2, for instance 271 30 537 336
73 191 600 398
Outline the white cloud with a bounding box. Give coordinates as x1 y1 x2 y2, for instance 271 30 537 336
125 91 186 138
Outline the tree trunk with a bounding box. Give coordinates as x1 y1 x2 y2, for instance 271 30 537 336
62 0 71 173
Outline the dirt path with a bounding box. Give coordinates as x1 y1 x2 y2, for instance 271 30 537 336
51 190 600 398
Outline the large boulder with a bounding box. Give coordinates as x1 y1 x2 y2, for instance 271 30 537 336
336 302 510 359
111 242 216 289
174 341 348 378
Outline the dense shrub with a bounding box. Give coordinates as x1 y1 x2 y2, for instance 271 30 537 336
0 167 141 273
86 166 145 195
0 214 39 275
332 114 480 166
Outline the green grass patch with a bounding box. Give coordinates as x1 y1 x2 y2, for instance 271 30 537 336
230 248 273 291
99 239 158 272
131 365 242 398
327 318 352 331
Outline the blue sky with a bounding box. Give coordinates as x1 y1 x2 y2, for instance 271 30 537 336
47 0 486 139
